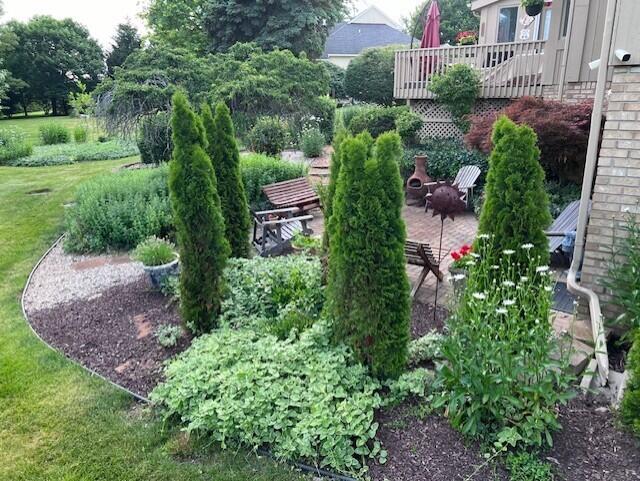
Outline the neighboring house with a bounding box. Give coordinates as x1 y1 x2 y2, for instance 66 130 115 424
321 5 413 69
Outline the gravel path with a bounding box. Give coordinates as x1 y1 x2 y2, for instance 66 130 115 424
24 241 145 313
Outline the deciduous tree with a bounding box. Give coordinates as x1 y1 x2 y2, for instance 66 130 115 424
404 0 479 45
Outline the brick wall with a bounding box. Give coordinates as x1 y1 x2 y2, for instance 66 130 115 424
581 66 640 319
542 81 601 103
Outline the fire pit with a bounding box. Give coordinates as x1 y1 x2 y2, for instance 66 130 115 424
406 155 432 206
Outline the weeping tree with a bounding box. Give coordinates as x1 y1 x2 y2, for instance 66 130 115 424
201 102 251 257
328 131 410 378
169 91 230 334
477 115 552 266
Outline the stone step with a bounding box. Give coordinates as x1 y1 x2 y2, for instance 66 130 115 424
552 311 595 345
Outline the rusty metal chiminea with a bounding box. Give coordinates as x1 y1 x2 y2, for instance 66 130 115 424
406 155 432 206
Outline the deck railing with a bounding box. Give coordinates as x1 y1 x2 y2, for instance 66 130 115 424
394 41 546 100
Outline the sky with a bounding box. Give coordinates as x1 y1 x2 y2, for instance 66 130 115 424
2 0 422 49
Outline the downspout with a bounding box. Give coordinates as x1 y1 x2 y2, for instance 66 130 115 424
557 0 578 101
567 0 617 386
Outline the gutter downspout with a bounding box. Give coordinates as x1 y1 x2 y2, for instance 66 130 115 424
557 0 578 101
567 0 617 387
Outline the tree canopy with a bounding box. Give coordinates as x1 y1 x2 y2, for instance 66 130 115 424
344 46 397 106
106 23 142 75
145 0 210 52
1 16 104 116
404 0 479 45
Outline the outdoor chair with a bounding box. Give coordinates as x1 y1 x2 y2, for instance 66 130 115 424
424 165 481 210
546 200 591 256
262 177 321 214
252 207 313 257
405 239 445 298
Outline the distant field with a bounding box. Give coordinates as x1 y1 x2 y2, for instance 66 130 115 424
0 114 102 144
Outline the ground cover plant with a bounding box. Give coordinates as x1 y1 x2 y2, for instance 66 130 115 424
7 140 139 167
64 166 172 253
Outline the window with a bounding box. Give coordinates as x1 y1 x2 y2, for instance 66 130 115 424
562 0 572 37
538 9 552 41
497 6 518 43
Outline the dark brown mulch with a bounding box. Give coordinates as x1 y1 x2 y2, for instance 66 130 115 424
370 401 508 481
28 279 191 397
608 335 631 373
548 395 640 481
411 301 448 338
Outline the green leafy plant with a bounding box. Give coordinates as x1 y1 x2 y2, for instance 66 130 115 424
408 331 444 366
220 256 324 339
477 116 552 267
39 123 70 145
348 106 409 139
240 153 307 209
168 91 230 334
621 329 640 435
73 125 89 143
0 128 32 164
68 81 95 116
160 275 180 302
155 324 183 348
322 127 348 251
7 141 138 167
521 0 544 7
382 368 434 407
545 180 581 218
506 451 554 481
328 132 410 379
395 110 423 145
64 166 172 253
132 236 176 267
291 232 321 255
202 102 252 258
300 127 325 158
137 112 173 165
433 237 573 449
248 116 289 156
429 64 480 132
344 46 397 106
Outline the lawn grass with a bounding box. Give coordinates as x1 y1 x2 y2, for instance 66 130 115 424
0 157 307 481
0 114 101 144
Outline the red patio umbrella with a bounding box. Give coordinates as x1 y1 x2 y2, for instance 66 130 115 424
419 0 441 77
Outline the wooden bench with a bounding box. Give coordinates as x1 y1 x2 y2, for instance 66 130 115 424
262 177 321 213
405 239 445 299
252 207 313 257
546 200 590 254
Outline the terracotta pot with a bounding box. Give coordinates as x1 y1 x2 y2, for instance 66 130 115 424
525 3 543 16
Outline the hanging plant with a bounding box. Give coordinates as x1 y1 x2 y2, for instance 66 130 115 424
521 0 544 16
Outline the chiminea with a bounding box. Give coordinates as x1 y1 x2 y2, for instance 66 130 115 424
406 155 432 206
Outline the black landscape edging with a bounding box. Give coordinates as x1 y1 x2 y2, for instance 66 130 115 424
21 235 358 481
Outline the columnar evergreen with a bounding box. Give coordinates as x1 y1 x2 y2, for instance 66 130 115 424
477 115 552 266
322 127 347 251
328 131 410 378
202 102 251 257
169 92 230 334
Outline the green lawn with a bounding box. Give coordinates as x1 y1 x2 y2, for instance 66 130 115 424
0 158 306 481
0 114 101 144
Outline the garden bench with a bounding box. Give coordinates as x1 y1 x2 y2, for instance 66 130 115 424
405 239 445 298
546 200 590 254
425 165 481 209
262 177 321 214
252 207 313 257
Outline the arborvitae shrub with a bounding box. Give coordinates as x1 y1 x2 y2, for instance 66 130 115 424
202 102 251 258
477 116 552 266
322 127 347 251
621 329 640 434
168 92 230 334
328 131 410 378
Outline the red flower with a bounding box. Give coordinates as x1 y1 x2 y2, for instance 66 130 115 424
452 251 462 261
460 244 472 254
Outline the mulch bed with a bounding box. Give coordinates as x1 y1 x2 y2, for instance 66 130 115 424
411 301 448 338
28 278 190 397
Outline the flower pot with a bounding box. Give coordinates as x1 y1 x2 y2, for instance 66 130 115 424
525 3 543 16
448 266 468 296
143 258 179 288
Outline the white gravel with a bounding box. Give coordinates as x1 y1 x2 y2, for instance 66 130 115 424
24 241 145 313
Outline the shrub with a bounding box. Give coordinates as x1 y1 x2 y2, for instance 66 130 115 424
304 95 336 142
601 215 640 337
7 141 139 167
336 104 375 132
39 123 70 145
621 329 640 434
0 128 32 164
168 92 230 334
395 110 423 145
137 112 173 164
477 116 552 267
150 322 386 475
73 125 89 143
433 238 573 449
132 236 176 266
202 102 251 258
220 256 324 339
248 116 289 156
240 153 308 209
291 232 321 254
429 64 480 132
344 46 397 106
64 167 172 253
545 180 581 218
466 97 592 183
348 106 409 139
505 452 554 481
155 324 183 348
323 61 346 98
328 132 410 379
301 127 325 158
322 127 348 251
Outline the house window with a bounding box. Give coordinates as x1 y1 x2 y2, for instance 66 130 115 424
497 6 518 43
562 0 572 37
538 9 553 41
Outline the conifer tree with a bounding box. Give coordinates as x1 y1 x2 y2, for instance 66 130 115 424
477 116 552 266
322 127 347 251
169 92 230 334
202 102 251 257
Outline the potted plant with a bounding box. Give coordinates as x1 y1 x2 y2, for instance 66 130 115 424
132 236 179 288
455 31 478 46
291 231 321 256
448 244 474 293
522 0 544 17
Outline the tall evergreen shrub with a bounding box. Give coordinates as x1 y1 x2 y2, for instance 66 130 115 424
169 92 230 334
202 102 251 258
328 131 410 378
322 127 347 251
477 116 552 266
